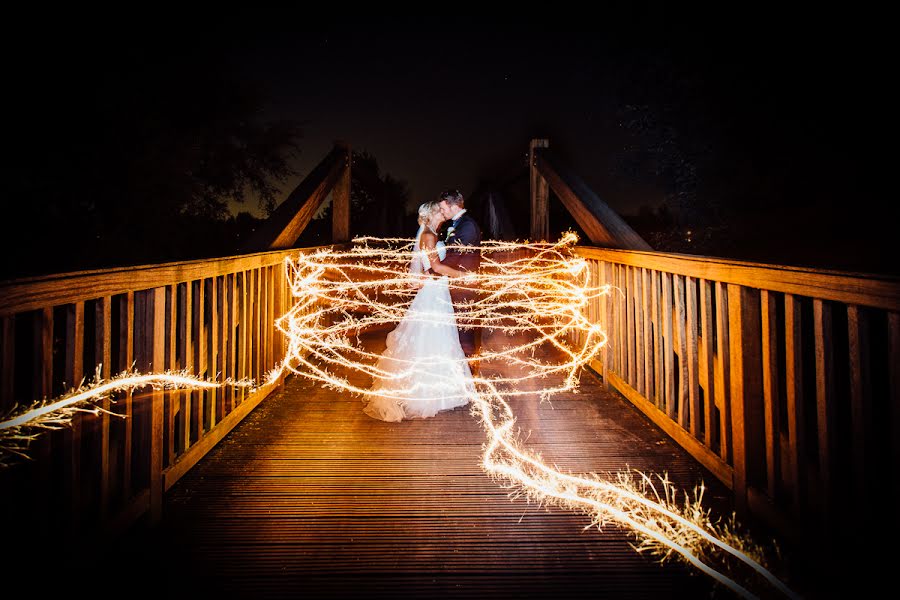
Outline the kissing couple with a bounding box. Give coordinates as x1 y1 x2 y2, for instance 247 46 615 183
362 189 482 422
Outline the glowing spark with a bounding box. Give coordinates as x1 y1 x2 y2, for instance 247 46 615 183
0 366 256 465
0 233 797 598
272 234 796 598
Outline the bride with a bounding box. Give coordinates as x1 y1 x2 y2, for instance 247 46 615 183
362 201 476 422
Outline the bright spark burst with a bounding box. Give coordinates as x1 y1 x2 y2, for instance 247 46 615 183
0 233 797 597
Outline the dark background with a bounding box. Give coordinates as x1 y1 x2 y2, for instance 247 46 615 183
2 13 891 279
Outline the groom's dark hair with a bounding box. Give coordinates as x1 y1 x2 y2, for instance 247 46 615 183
439 189 464 207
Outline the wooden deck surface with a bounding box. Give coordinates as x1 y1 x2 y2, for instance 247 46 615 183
63 330 738 598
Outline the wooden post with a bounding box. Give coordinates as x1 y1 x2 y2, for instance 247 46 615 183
626 266 635 386
814 299 836 520
699 280 715 447
193 280 205 438
210 277 219 426
166 285 177 466
761 290 781 500
847 305 871 511
96 297 112 518
674 275 689 427
65 301 85 526
633 267 644 396
714 282 731 462
728 284 764 515
686 277 700 438
642 268 653 400
652 270 663 407
120 292 134 497
784 294 805 512
332 141 351 243
889 313 900 502
227 274 237 412
150 287 166 522
0 317 13 413
529 138 550 242
662 273 675 419
179 281 193 450
601 262 611 390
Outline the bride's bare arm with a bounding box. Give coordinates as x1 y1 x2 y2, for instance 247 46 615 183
421 232 467 278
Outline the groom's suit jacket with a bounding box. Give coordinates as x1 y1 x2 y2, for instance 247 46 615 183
440 211 482 357
441 212 482 274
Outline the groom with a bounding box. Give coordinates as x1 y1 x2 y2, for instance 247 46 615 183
437 189 482 362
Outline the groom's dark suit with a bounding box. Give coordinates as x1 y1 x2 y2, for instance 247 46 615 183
440 211 482 357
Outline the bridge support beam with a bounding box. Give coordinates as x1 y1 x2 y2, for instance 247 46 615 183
332 141 351 243
529 138 550 242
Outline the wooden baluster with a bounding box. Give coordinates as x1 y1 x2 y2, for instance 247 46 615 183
193 280 205 437
95 297 111 518
761 290 781 501
32 308 53 528
65 301 85 525
626 266 635 387
268 266 276 373
784 294 805 512
633 267 644 397
652 270 662 407
254 269 262 385
261 267 269 376
119 292 134 498
728 284 764 515
601 262 611 390
662 272 675 419
178 281 193 451
1 316 13 414
889 313 900 501
210 277 219 426
135 288 167 522
165 285 177 466
674 274 688 427
686 277 700 438
240 271 249 404
219 275 228 416
813 299 836 520
642 268 653 400
699 280 715 447
847 305 871 511
714 282 731 463
227 273 237 412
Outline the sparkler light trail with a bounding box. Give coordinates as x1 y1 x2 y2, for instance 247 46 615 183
275 234 797 599
0 233 797 597
0 367 257 464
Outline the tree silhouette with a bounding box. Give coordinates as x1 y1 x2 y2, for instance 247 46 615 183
5 55 301 279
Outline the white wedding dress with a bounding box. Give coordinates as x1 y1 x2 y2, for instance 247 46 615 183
363 226 475 422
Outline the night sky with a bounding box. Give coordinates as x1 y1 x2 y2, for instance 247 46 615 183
5 13 890 274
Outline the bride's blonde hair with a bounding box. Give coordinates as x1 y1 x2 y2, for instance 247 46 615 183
417 201 439 226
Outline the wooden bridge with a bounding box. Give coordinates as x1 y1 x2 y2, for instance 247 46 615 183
1 140 897 598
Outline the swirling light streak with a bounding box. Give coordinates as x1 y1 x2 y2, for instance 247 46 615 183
0 233 796 597
0 367 256 462
274 234 796 598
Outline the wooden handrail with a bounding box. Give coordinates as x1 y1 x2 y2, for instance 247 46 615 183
575 247 900 312
0 248 337 317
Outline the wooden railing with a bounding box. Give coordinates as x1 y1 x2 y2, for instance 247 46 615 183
0 248 333 535
573 247 900 539
0 142 352 539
